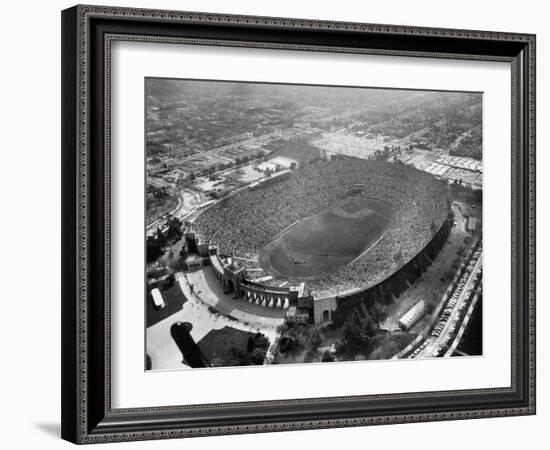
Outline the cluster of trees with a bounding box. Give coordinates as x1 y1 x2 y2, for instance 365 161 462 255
450 183 482 205
335 311 379 358
146 216 184 263
147 184 169 199
164 272 176 288
275 322 322 357
226 332 270 366
146 232 164 263
146 183 178 219
271 306 413 363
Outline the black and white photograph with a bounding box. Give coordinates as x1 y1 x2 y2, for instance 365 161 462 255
145 78 483 370
0 0 544 447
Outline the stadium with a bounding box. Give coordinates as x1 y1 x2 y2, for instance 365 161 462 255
193 157 452 324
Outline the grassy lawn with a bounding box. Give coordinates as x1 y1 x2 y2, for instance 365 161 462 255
146 282 188 328
198 327 268 367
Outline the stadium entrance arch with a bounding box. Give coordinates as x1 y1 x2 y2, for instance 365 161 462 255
313 296 337 324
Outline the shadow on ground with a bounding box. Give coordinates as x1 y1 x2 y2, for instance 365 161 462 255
35 422 60 438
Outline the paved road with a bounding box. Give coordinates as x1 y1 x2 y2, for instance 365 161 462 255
146 188 203 237
381 202 469 333
415 249 482 358
147 271 283 371
183 268 287 324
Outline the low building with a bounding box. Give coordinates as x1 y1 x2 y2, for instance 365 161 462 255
467 216 479 232
286 306 310 324
184 254 209 271
312 295 337 324
398 300 427 330
151 288 165 310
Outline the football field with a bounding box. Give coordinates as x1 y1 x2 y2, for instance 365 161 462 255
259 196 394 280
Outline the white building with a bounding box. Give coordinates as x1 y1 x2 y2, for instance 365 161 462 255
398 300 427 330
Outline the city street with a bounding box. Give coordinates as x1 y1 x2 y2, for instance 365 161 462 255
416 253 482 358
399 239 482 361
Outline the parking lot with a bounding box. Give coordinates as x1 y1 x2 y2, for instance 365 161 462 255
408 242 482 359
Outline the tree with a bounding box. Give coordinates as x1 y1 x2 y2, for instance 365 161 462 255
306 327 322 349
278 325 306 355
247 336 255 353
426 300 435 315
341 312 366 350
362 315 377 339
254 333 270 350
166 216 183 242
166 273 176 288
228 344 267 366
338 311 378 357
156 227 167 247
146 236 164 263
251 348 266 365
369 301 386 324
278 336 295 354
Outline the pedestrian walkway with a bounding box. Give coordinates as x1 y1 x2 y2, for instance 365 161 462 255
147 269 283 371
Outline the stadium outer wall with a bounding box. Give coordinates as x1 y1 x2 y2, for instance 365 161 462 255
317 210 453 326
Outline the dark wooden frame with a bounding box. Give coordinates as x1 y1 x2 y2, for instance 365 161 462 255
61 4 536 444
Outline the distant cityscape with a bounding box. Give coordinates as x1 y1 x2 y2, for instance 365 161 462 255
146 81 481 228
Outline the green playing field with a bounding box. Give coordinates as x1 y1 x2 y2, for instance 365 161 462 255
258 197 394 280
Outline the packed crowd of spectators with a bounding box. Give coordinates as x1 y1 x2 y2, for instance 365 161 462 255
194 158 449 297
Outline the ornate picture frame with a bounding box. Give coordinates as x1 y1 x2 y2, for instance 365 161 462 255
61 5 536 444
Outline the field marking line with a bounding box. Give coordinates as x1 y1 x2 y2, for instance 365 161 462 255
350 231 388 264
